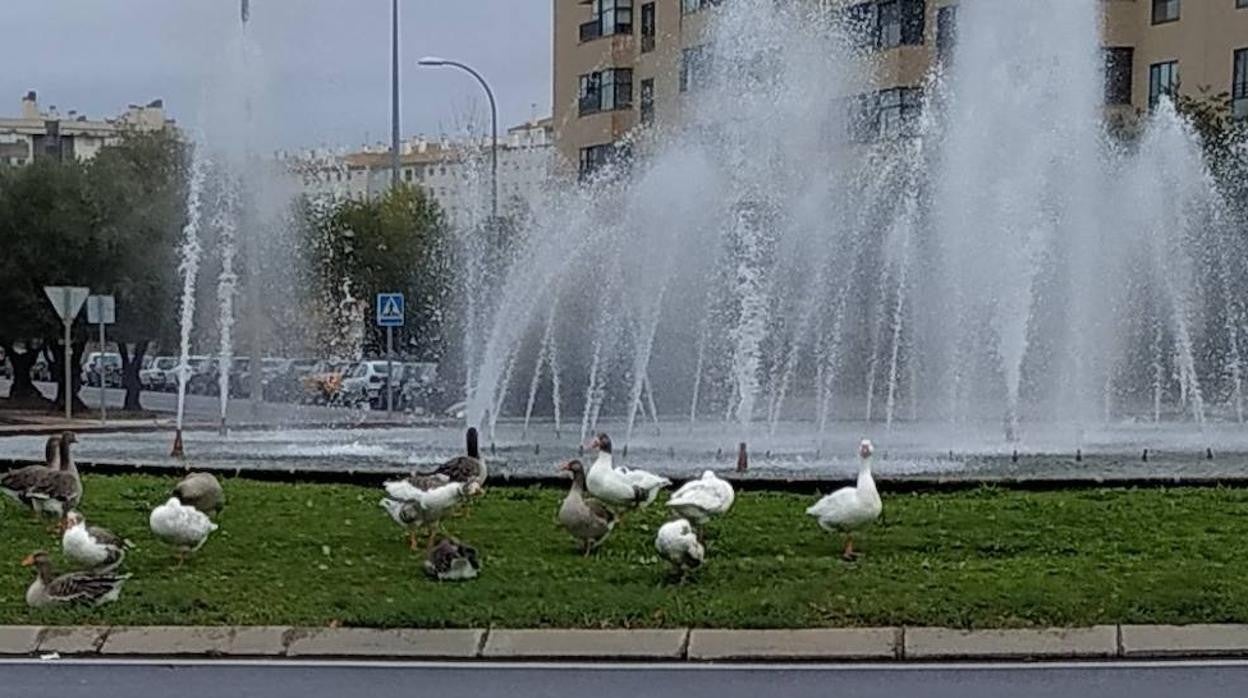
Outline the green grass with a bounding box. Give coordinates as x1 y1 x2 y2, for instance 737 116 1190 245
3 474 1248 629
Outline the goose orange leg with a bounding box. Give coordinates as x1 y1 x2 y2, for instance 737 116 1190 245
842 535 858 562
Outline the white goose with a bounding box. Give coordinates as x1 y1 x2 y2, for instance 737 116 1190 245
62 512 131 572
380 480 482 550
666 470 735 525
655 518 704 576
149 496 219 565
585 433 671 510
806 439 882 560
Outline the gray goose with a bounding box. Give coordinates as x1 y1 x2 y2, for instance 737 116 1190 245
1 435 61 510
172 472 225 518
26 432 81 526
557 459 617 556
22 550 131 608
409 427 486 488
424 537 480 581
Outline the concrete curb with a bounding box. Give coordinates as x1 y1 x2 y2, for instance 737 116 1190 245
4 625 1248 661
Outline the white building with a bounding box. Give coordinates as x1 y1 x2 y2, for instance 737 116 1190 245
0 91 172 166
284 117 554 225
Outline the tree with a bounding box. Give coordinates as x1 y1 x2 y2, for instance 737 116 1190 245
302 186 453 362
0 130 187 412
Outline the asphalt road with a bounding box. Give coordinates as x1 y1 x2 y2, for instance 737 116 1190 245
3 660 1248 698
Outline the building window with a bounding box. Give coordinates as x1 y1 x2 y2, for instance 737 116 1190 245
1104 47 1134 105
876 0 924 49
1151 0 1179 24
578 142 631 180
581 0 633 42
640 78 655 125
936 5 957 61
579 68 633 116
1148 60 1178 109
878 86 923 139
1240 0 1248 8
641 2 656 53
847 93 879 143
843 3 876 49
681 0 721 14
680 45 712 92
847 87 922 142
403 168 413 182
1234 48 1248 120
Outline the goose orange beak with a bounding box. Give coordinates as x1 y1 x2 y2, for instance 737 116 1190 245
20 554 35 567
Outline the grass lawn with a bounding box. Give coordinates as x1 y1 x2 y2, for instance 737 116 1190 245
2 474 1248 629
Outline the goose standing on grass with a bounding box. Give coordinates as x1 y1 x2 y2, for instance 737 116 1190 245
1 435 61 509
557 459 617 556
26 432 81 526
424 537 481 581
149 496 219 565
655 518 704 577
62 512 131 572
806 439 882 561
172 472 225 518
666 470 735 526
380 480 482 551
585 433 671 510
21 551 131 608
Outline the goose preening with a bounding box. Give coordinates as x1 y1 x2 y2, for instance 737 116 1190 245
655 518 704 577
21 551 131 608
585 433 671 511
557 459 617 556
424 537 481 581
149 496 219 565
62 512 131 572
805 439 882 561
172 472 225 518
25 432 81 526
666 470 735 525
380 480 482 550
1 435 61 510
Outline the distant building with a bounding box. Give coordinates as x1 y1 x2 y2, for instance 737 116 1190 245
553 0 1248 176
0 91 173 166
284 117 555 226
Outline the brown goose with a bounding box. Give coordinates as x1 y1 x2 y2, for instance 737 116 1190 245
26 432 81 525
557 459 617 556
411 427 486 487
423 537 480 581
172 472 225 517
21 550 131 608
1 435 61 509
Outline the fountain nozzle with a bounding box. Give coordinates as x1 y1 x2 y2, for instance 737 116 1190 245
170 429 185 458
241 0 250 24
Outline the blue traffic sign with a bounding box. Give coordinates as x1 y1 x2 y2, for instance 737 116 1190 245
376 293 405 327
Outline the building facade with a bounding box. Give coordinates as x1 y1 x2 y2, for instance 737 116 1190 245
286 118 554 226
553 0 1248 174
0 91 171 166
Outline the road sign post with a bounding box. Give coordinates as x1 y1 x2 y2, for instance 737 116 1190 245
376 293 405 419
43 286 89 421
87 295 116 424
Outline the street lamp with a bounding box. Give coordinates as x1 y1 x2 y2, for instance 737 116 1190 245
417 56 498 222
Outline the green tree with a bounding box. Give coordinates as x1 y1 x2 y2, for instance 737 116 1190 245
303 186 453 362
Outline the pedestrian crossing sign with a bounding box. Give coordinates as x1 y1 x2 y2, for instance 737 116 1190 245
376 293 405 327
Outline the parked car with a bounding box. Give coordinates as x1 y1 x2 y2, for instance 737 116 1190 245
396 362 439 412
141 356 179 391
301 360 352 405
339 360 394 408
82 352 122 388
262 358 317 402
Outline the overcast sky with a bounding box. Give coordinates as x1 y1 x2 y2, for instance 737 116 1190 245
1 0 552 150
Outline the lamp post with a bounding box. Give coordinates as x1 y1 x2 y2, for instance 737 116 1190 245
417 56 498 221
390 0 401 190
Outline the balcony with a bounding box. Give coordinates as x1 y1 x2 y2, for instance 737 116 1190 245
579 20 602 43
579 9 632 43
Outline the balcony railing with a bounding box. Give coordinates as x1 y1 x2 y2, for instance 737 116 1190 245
579 20 602 43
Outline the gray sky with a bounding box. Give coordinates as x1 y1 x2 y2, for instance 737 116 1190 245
2 0 552 150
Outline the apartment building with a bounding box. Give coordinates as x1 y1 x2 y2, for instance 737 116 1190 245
553 0 1248 175
286 118 554 226
0 91 172 166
